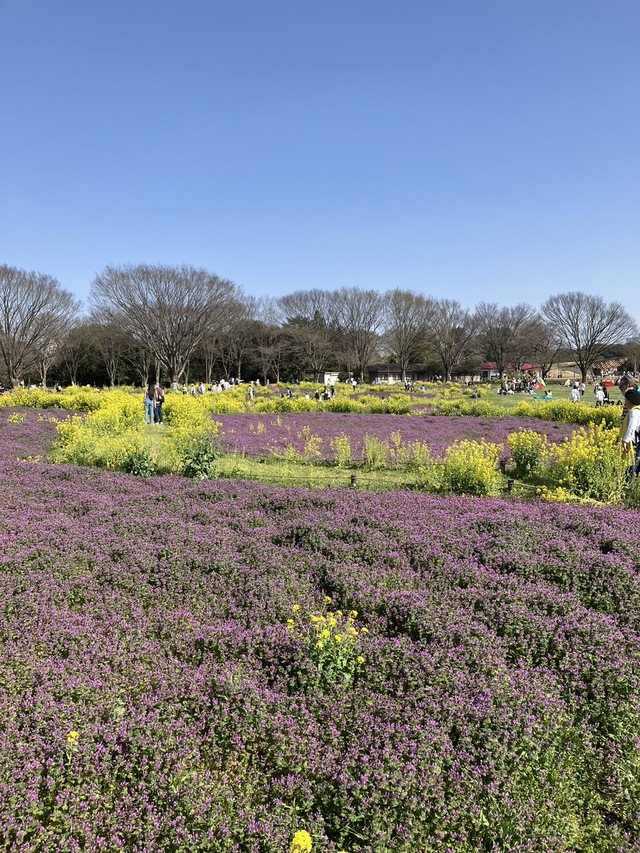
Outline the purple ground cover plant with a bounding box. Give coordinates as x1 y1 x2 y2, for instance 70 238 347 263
216 412 576 462
1 412 640 850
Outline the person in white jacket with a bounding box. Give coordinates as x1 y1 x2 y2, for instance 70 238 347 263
619 385 640 478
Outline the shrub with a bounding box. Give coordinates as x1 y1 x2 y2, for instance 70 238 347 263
507 430 549 480
122 447 154 477
329 433 353 467
362 434 389 470
381 394 413 415
180 434 219 479
437 439 503 495
545 423 628 503
322 396 359 414
287 603 365 689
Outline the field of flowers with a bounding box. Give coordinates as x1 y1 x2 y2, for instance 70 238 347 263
2 413 640 851
215 413 577 462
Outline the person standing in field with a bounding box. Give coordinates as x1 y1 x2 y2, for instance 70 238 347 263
154 384 165 424
144 383 155 424
619 383 640 479
570 386 580 403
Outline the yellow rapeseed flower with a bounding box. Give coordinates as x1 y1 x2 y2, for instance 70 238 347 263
290 830 312 852
292 604 301 612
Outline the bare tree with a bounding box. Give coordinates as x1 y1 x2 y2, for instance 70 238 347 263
278 289 338 382
520 317 561 379
542 292 638 382
118 339 155 388
89 264 237 384
429 299 477 381
59 323 97 385
335 287 384 381
623 338 640 374
0 265 82 386
215 294 258 380
253 298 286 384
475 302 536 377
35 338 65 388
381 289 435 382
91 322 133 387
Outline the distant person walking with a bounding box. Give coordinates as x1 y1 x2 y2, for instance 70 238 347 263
569 386 580 403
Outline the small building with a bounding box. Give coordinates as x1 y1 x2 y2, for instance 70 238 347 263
317 371 340 386
478 362 539 380
367 364 432 384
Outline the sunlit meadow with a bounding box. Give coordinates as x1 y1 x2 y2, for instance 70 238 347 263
1 395 640 851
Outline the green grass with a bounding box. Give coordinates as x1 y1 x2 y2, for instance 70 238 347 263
212 455 439 492
469 384 627 410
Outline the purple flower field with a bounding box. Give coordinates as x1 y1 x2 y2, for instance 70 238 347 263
216 413 576 460
0 407 69 459
2 414 640 850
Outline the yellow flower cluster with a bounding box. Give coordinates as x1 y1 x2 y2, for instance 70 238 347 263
48 390 221 477
439 439 503 496
536 486 586 504
507 429 548 479
546 424 627 502
287 600 367 684
290 829 312 852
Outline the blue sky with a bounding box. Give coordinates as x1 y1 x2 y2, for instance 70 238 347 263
1 0 639 317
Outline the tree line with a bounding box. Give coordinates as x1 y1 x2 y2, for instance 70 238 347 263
1 262 638 388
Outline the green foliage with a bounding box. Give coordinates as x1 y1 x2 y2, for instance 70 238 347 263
6 412 27 423
180 434 219 479
122 447 154 477
623 477 640 509
362 434 389 470
329 433 353 467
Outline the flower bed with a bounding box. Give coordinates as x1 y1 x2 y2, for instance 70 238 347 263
1 417 640 850
216 412 577 461
0 407 71 459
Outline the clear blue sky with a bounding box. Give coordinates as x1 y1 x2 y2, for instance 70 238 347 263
1 0 639 318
